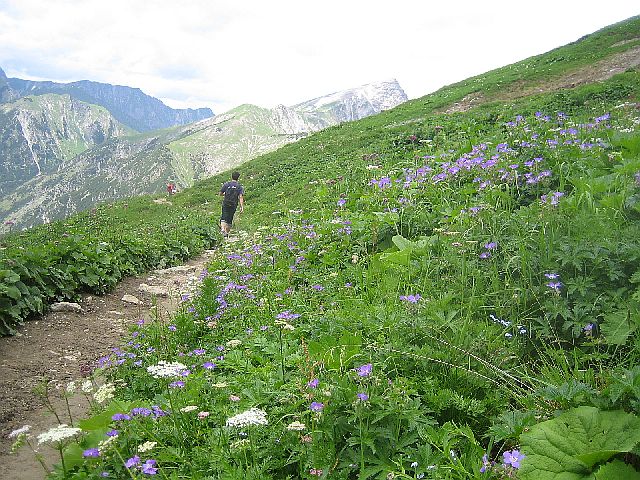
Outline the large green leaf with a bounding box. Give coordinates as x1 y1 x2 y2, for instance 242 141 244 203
594 460 640 479
519 407 640 480
600 308 639 345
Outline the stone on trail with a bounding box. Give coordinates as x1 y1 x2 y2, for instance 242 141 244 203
139 284 169 297
121 294 143 305
50 302 85 314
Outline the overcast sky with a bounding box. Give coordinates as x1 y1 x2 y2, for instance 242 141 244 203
0 1 637 113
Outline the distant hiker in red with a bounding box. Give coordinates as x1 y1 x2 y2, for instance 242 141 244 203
167 182 177 195
219 171 244 237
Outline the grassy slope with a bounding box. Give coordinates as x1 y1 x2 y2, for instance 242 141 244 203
176 16 640 223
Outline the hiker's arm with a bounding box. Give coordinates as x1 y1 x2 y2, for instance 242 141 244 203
239 194 244 213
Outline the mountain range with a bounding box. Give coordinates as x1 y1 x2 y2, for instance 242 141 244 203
0 72 407 228
0 67 214 131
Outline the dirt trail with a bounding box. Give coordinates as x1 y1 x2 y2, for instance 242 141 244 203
0 246 225 480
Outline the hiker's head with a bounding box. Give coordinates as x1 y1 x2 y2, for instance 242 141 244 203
232 171 240 181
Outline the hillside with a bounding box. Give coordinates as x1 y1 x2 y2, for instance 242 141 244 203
0 93 133 195
1 80 408 229
2 15 640 480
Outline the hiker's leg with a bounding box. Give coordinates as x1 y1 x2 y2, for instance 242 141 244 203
220 204 237 235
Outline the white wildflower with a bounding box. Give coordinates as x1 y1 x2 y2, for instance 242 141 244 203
137 441 157 453
180 405 198 413
274 320 295 331
366 164 381 170
37 424 82 444
98 434 117 451
230 439 250 449
226 339 242 348
286 421 306 431
225 408 268 428
212 382 228 388
8 425 31 438
93 383 116 404
66 381 76 394
81 380 93 393
146 361 188 378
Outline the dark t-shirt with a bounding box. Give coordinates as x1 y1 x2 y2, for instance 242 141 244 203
220 181 244 206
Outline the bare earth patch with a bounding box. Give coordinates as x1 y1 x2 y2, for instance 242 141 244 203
0 250 218 480
443 45 640 113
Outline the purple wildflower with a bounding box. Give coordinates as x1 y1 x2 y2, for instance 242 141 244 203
399 294 421 304
140 459 158 475
112 413 131 421
125 456 141 468
480 454 492 473
479 251 491 259
310 402 324 412
546 281 562 291
356 393 369 402
168 325 177 332
131 407 152 417
544 273 560 279
503 450 525 469
83 448 100 458
355 363 373 377
311 284 324 291
169 381 185 388
203 362 216 370
276 311 301 320
484 241 497 250
152 406 167 418
307 378 319 388
106 429 119 437
337 198 347 207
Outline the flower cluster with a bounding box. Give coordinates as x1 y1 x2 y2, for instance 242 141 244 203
225 408 269 428
146 361 188 378
94 383 116 404
37 424 82 445
544 273 562 292
125 455 158 475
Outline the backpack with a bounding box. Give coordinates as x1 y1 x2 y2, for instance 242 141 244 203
222 182 241 206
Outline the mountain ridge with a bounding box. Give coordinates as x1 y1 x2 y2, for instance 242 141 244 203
3 74 214 132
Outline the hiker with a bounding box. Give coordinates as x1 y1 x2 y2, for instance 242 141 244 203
219 171 244 236
167 182 177 195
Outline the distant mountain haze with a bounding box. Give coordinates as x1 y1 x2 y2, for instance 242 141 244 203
0 74 408 228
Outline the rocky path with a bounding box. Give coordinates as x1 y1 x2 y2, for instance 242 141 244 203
0 248 221 480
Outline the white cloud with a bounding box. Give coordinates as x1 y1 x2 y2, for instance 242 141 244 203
0 0 638 113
